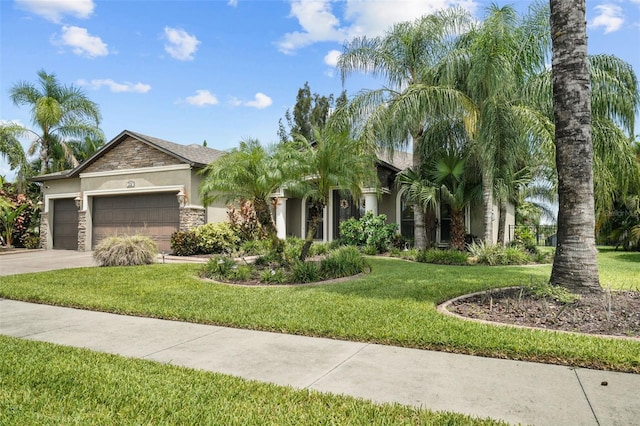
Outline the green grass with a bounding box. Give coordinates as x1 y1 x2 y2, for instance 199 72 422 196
596 247 640 291
0 335 502 425
1 249 639 373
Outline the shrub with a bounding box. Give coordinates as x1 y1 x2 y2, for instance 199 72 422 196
240 239 271 256
194 222 239 254
512 227 539 254
202 255 236 280
339 212 399 253
283 237 305 262
260 267 287 284
20 233 40 249
467 241 531 266
416 248 469 265
93 235 158 267
310 242 330 256
170 230 199 256
227 200 264 242
289 260 320 283
320 246 367 279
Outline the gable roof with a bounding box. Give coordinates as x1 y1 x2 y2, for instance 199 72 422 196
32 129 226 181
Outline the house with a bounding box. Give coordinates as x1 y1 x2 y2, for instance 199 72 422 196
33 130 228 252
34 130 514 252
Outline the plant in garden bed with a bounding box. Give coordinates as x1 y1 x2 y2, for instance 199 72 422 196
339 212 399 253
415 248 470 265
200 245 368 285
93 235 158 266
467 241 532 265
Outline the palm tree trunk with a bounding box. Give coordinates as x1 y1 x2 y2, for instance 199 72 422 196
412 132 427 249
482 169 493 244
450 207 466 251
497 200 507 246
253 198 283 257
300 203 323 261
549 0 600 294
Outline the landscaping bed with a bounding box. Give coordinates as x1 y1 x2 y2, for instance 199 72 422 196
446 287 640 339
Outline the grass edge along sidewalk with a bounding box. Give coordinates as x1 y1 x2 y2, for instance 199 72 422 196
0 335 504 425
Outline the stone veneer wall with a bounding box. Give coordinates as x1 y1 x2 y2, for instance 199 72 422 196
84 137 183 173
179 206 206 231
77 210 87 251
39 212 49 249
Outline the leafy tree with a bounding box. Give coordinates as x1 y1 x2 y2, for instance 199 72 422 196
4 69 103 175
278 82 345 143
287 127 378 260
337 9 477 249
549 0 600 293
69 135 106 164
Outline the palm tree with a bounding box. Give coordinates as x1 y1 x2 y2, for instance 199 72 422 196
0 124 28 191
6 69 103 175
549 0 600 293
199 139 300 255
337 8 475 249
440 3 553 245
69 135 106 164
287 127 378 260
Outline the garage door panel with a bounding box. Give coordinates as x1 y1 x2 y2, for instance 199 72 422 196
92 193 179 252
53 198 78 250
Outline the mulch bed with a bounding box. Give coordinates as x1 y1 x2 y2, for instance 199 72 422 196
446 287 640 339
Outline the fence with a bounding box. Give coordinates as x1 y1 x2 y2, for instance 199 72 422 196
509 225 558 246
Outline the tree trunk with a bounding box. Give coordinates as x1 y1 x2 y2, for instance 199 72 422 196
482 169 493 244
412 132 427 249
254 198 283 258
497 200 507 246
549 0 600 293
300 203 323 261
450 207 466 251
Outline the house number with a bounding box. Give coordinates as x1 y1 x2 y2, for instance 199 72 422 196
127 181 135 188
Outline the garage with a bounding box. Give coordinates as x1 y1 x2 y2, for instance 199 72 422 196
53 198 79 250
92 193 179 252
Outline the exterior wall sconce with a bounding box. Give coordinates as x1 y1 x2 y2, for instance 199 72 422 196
74 196 82 209
176 189 186 207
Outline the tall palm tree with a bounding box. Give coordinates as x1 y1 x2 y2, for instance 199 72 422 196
441 3 553 245
0 124 28 191
68 135 106 164
287 127 378 260
6 69 103 175
199 139 300 255
337 9 475 249
549 0 600 293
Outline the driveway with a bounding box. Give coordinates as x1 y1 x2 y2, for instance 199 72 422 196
0 250 96 276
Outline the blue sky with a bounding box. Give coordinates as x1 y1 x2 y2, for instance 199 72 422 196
1 0 639 179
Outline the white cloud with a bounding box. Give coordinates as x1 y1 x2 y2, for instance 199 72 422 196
589 4 624 34
277 0 477 54
185 90 219 106
77 79 151 93
16 0 94 23
164 27 200 61
228 0 238 6
324 49 341 66
57 26 108 58
245 93 273 109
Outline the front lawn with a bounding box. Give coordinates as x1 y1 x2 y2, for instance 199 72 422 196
0 336 502 425
0 249 639 372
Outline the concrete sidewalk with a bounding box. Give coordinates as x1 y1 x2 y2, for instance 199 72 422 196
2 299 639 425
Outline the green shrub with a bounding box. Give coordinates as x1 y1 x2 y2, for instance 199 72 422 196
202 255 236 279
20 233 40 249
320 246 367 279
416 248 469 265
513 227 539 254
529 281 580 304
289 260 320 283
194 222 239 254
310 242 330 256
362 245 378 255
170 230 198 256
468 241 531 266
260 268 287 284
93 235 158 267
283 237 305 261
240 239 271 256
339 212 399 253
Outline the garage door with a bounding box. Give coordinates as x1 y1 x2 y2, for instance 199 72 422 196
92 193 179 252
53 198 79 250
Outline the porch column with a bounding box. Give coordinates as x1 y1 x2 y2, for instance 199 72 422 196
363 189 378 215
275 197 288 240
